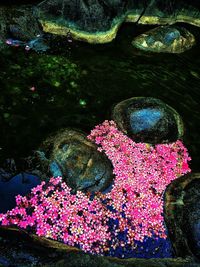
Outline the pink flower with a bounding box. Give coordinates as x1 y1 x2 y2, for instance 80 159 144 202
19 220 29 229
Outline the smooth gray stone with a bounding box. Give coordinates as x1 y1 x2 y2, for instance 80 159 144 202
112 97 184 144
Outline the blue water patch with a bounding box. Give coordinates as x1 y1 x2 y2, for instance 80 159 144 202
106 217 174 258
130 108 163 133
0 173 41 213
107 234 174 258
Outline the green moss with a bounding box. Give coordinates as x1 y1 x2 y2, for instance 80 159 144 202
0 51 82 159
39 20 122 44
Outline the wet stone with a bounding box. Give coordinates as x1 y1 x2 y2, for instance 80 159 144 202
164 173 200 261
182 177 200 259
0 173 40 213
132 26 195 54
36 129 114 193
0 226 194 267
112 97 184 144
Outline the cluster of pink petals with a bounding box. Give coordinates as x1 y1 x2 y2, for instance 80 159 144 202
87 120 191 243
0 177 112 254
0 120 191 254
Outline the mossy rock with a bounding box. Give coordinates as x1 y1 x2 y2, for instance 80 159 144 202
132 26 196 53
35 0 200 43
164 172 200 261
35 129 114 193
112 97 184 144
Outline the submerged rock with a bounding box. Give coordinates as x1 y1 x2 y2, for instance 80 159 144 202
112 97 184 144
132 26 195 53
35 129 114 193
164 172 200 261
0 173 40 213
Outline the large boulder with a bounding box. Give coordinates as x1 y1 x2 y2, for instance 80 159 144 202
182 176 200 259
132 26 196 53
112 97 184 144
35 0 200 43
35 129 114 193
164 173 200 261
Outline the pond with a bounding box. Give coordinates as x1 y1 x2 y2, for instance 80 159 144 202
0 21 200 266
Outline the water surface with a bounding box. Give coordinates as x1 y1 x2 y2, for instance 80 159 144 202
0 22 200 171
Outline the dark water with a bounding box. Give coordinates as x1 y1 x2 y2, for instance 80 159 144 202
0 22 200 171
0 173 40 213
